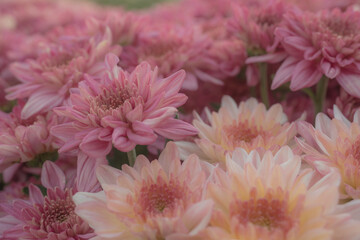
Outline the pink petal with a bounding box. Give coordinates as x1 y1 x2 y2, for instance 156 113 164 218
28 184 44 205
245 52 287 64
80 129 113 158
127 121 157 145
336 70 360 98
182 73 199 91
321 60 340 79
21 89 64 119
41 161 66 189
158 142 180 174
290 60 322 91
112 127 136 152
155 118 198 140
271 56 299 89
76 151 105 192
96 165 122 186
245 64 259 86
153 70 186 98
183 200 214 235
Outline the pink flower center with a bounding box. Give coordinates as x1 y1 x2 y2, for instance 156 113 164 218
347 137 360 161
95 88 133 111
144 41 178 58
24 188 92 238
41 191 76 227
90 84 141 118
256 12 282 27
41 51 74 70
230 197 293 232
138 179 186 217
224 121 264 144
323 18 356 37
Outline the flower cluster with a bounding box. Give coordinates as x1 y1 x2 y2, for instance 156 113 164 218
1 0 360 239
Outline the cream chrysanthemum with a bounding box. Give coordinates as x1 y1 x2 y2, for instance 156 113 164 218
205 147 360 240
177 96 296 167
298 106 360 200
73 142 213 240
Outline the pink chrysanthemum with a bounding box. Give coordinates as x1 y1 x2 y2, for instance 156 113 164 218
0 153 105 239
229 0 289 58
176 96 296 167
73 142 213 239
120 23 221 90
205 147 360 239
51 54 197 158
0 102 59 172
273 8 360 97
297 106 360 200
6 21 121 119
328 88 360 120
228 0 290 86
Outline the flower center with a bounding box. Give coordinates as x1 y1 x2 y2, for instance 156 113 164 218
322 16 358 37
90 84 140 119
42 191 76 226
346 137 360 161
138 179 186 216
256 12 281 28
230 196 293 232
42 51 75 69
95 89 132 111
224 121 263 144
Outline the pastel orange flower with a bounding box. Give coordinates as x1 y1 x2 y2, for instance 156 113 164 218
176 96 296 167
73 142 213 239
297 106 360 200
205 147 360 240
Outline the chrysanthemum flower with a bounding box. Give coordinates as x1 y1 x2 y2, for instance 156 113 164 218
51 53 197 158
205 147 360 239
273 8 360 97
0 152 105 239
229 0 289 58
176 96 296 166
0 102 58 172
328 88 360 120
195 20 246 89
120 23 219 90
73 142 213 239
297 106 360 200
6 21 121 119
228 0 290 86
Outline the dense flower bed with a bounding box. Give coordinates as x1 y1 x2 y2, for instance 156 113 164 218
1 0 360 239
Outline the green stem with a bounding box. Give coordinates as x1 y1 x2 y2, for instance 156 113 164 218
250 86 256 98
315 76 329 115
259 63 270 108
127 148 137 167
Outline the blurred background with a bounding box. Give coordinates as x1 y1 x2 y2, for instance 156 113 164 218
90 0 175 9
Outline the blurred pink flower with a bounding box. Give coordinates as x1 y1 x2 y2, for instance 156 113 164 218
6 20 121 119
280 92 315 122
229 0 289 56
328 88 360 120
297 106 360 200
205 147 360 239
0 152 105 239
229 0 290 86
120 23 220 90
73 142 213 239
273 8 360 97
0 102 59 172
176 96 296 167
52 54 197 158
